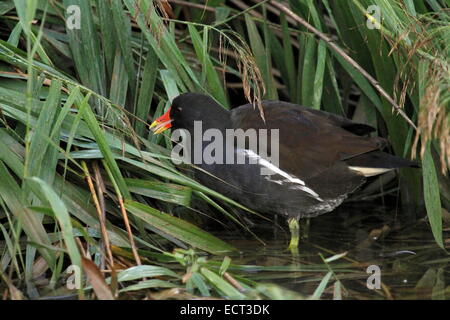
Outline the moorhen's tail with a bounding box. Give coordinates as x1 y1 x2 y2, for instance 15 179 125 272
344 151 419 177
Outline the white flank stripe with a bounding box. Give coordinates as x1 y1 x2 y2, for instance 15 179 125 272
238 149 323 201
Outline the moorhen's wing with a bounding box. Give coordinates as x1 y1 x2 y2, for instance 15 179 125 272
230 101 385 181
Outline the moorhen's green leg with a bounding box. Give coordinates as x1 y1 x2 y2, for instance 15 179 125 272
288 217 300 252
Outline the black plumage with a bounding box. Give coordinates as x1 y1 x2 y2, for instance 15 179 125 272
159 93 417 220
150 93 418 249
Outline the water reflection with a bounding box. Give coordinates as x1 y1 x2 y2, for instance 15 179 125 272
220 203 449 299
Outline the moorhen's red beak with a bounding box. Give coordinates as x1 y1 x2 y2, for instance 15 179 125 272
149 107 172 134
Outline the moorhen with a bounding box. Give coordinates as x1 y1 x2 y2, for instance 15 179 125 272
150 93 417 249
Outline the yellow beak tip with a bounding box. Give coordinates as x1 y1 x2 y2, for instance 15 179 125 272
149 121 158 129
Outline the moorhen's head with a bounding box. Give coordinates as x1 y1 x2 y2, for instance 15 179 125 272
150 93 230 134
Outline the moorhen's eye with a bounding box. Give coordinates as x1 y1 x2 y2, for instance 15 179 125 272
177 107 182 111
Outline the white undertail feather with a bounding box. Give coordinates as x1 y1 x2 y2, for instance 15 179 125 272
348 166 393 177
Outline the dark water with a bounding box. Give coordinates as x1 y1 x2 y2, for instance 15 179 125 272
219 203 450 299
29 203 449 300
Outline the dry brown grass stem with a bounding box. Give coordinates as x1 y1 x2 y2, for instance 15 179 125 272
82 161 114 267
